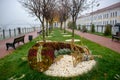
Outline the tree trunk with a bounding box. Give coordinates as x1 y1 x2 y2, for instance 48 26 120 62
72 17 76 43
46 20 48 36
60 22 63 30
42 17 46 42
49 23 53 34
64 21 66 33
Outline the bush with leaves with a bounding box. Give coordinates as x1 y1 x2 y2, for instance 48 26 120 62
54 48 72 57
91 24 95 33
67 21 77 29
104 24 112 36
67 21 72 29
82 25 87 32
78 24 81 30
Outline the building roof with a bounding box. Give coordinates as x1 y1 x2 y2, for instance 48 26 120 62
78 2 120 18
91 2 120 14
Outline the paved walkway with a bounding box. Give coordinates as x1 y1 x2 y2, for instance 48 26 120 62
0 31 38 59
67 29 120 53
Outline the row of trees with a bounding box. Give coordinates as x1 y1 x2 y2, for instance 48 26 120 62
20 0 90 43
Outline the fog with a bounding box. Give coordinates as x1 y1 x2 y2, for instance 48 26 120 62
0 0 120 29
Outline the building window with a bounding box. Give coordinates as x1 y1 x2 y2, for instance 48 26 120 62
111 13 112 17
115 11 117 17
115 20 117 24
107 14 108 18
113 12 114 17
113 20 114 25
110 20 112 24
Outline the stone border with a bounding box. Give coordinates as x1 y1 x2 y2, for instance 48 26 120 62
65 39 80 42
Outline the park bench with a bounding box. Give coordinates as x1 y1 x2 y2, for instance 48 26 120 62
6 35 25 50
37 30 42 34
112 32 120 41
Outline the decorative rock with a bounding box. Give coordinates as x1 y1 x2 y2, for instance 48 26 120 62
63 35 72 37
65 39 80 42
44 55 96 77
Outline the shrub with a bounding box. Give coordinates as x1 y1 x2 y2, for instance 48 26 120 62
54 48 72 57
67 21 72 29
67 21 77 29
82 25 87 32
104 24 112 36
78 24 81 30
91 24 95 33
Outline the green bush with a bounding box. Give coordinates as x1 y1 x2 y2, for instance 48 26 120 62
82 25 87 32
104 24 112 36
78 24 81 30
91 24 95 33
54 48 72 57
67 21 72 29
67 21 77 29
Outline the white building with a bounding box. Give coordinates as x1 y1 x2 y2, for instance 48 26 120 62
76 2 120 33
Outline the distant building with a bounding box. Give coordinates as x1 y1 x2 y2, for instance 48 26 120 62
76 2 120 26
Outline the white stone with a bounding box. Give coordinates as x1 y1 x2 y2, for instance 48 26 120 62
44 55 96 77
65 39 80 42
63 35 72 37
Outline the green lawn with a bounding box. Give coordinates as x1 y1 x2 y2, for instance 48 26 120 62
0 28 120 80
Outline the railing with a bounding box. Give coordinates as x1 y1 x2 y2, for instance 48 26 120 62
0 27 41 40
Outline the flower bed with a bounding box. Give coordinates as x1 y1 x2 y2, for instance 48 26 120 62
28 42 95 76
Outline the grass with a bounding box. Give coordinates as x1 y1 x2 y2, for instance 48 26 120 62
0 28 120 80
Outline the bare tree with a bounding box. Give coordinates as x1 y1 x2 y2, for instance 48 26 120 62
69 0 87 43
19 0 55 42
58 0 70 32
48 7 58 33
44 0 56 36
58 7 64 30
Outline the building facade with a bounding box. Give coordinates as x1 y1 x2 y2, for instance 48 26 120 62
76 2 120 33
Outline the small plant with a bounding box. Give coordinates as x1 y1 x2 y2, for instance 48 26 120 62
67 21 73 29
78 24 81 30
91 24 95 33
82 25 87 32
67 21 77 29
104 24 112 36
54 48 72 57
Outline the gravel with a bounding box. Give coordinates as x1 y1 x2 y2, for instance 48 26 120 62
44 55 96 77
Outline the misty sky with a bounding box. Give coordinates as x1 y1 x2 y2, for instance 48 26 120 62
0 0 120 26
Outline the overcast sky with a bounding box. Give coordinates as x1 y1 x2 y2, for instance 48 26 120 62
0 0 120 27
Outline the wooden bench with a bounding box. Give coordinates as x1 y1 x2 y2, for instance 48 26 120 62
6 35 25 50
37 30 42 34
112 32 120 41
